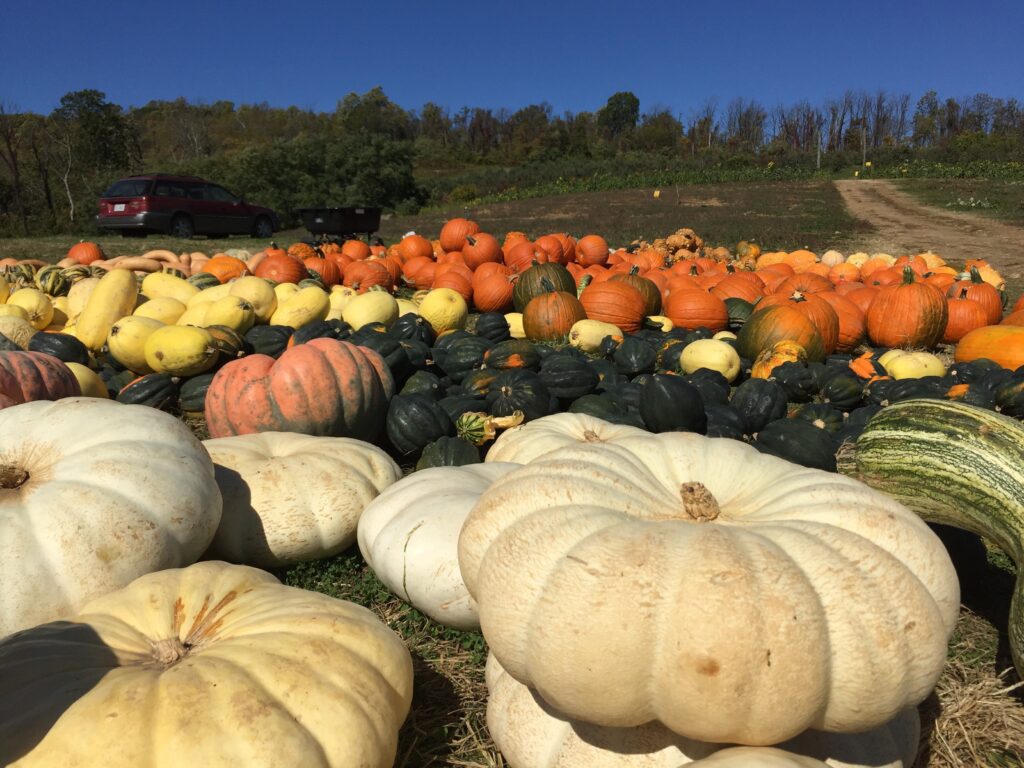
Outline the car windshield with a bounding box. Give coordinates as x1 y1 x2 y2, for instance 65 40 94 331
102 179 150 197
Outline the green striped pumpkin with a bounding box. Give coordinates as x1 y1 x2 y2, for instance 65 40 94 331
34 265 71 296
836 398 1024 677
187 271 221 290
60 265 92 283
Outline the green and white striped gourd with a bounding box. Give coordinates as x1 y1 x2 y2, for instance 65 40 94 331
836 398 1024 676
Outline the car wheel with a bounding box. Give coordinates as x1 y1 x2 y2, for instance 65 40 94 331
253 217 274 239
170 215 195 239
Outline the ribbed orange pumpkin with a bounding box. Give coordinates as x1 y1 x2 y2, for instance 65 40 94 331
579 282 647 333
575 235 610 267
954 325 1024 369
943 288 990 344
439 218 480 253
0 351 81 409
946 267 1003 325
302 257 341 287
204 338 393 440
828 263 861 285
608 269 662 316
834 280 866 296
845 285 879 315
866 266 905 288
341 239 372 261
817 291 866 353
522 283 587 341
866 267 948 348
736 305 826 362
755 291 839 355
663 289 729 332
773 272 833 296
472 272 516 313
254 254 308 284
287 242 317 261
396 234 433 263
534 234 565 265
204 255 250 283
432 270 473 303
504 241 549 273
710 275 763 304
462 233 503 270
344 260 392 292
401 256 434 284
66 241 106 266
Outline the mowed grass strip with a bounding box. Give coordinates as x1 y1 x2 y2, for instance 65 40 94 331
895 178 1024 227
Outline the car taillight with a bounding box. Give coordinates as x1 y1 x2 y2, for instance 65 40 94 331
132 198 148 212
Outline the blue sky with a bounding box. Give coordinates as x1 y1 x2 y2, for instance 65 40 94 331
3 0 1022 117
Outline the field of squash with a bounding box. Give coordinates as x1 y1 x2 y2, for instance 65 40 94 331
1 221 1022 766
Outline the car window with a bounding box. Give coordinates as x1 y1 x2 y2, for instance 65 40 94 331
103 179 150 197
207 185 239 203
187 183 206 200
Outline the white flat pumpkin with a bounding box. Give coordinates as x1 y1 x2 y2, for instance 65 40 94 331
0 398 222 638
486 654 918 768
0 561 413 767
485 412 647 464
203 432 401 568
358 462 520 630
459 434 959 745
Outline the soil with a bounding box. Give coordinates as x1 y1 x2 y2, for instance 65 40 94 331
834 179 1024 278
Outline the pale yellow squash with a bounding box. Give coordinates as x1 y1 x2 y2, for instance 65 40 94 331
679 338 741 382
144 325 218 376
0 561 413 768
342 290 399 330
185 282 232 308
505 312 525 339
418 288 468 334
65 362 108 398
6 289 53 330
65 276 100 322
133 296 187 324
107 316 165 374
568 319 623 353
228 275 277 323
199 295 256 334
75 269 138 351
141 272 199 304
270 285 330 329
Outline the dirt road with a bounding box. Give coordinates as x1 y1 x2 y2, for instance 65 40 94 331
834 179 1024 276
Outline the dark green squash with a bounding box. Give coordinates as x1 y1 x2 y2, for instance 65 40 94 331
820 372 865 411
611 336 657 377
484 339 541 371
115 373 179 411
354 333 413 387
386 394 454 456
790 402 846 432
473 312 512 343
995 374 1024 418
461 368 500 398
704 403 746 439
397 338 433 371
0 333 20 353
435 336 494 383
205 325 248 364
569 393 646 428
178 372 217 414
724 298 755 332
289 319 352 346
438 393 487 423
391 313 436 345
730 378 788 435
770 361 819 403
400 370 445 399
186 272 221 290
682 368 730 406
485 369 552 421
415 436 481 469
656 339 688 373
755 418 838 472
539 353 600 400
244 325 294 358
591 359 626 391
28 332 90 366
639 374 707 434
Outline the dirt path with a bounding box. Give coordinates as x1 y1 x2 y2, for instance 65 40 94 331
834 179 1024 277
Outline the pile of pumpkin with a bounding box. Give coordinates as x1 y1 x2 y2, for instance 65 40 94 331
3 223 1024 766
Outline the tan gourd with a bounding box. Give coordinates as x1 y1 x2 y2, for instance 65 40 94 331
459 433 959 745
203 432 401 568
0 561 413 768
0 398 221 637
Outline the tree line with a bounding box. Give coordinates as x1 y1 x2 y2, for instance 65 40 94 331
1 87 1022 235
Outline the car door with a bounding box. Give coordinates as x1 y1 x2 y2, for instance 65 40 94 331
205 185 251 235
185 182 220 235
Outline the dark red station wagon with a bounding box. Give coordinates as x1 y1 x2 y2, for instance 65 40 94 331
96 174 281 239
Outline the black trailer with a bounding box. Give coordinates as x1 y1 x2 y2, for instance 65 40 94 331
295 206 382 244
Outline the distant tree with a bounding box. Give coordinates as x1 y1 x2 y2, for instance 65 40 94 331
335 87 412 139
634 109 682 152
0 103 29 233
597 92 640 139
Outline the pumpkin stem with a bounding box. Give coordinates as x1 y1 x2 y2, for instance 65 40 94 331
582 429 603 442
901 265 916 285
969 266 984 284
679 481 721 522
789 291 807 303
151 637 191 666
0 464 29 490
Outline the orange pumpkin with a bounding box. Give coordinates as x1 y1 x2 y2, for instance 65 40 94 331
663 289 729 332
432 270 473 303
287 242 317 261
954 325 1024 370
396 234 434 263
943 288 990 344
254 254 308 284
204 339 393 439
866 267 948 349
773 272 833 296
66 241 106 266
0 351 81 409
522 285 587 341
576 235 610 266
439 218 480 253
816 292 867 353
579 282 648 333
204 255 250 283
736 305 826 362
462 233 503 270
755 291 839 355
302 257 341 287
504 240 549 273
341 239 372 261
946 267 1003 325
472 271 516 313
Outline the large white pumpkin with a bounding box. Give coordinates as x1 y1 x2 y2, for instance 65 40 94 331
459 434 959 746
0 561 413 767
358 462 520 630
485 412 647 464
203 432 401 567
486 654 918 768
0 398 222 638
